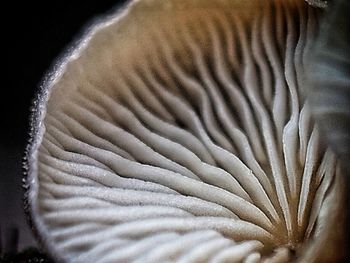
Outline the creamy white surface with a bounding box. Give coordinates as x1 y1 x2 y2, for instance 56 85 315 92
35 0 340 262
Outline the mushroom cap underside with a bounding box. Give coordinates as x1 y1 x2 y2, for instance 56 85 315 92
24 0 346 262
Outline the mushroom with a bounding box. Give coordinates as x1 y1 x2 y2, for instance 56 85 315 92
23 0 347 262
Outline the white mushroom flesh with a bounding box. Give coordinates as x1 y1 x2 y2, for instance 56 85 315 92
31 0 344 262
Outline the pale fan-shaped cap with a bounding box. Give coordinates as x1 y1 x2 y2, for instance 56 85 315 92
23 0 347 262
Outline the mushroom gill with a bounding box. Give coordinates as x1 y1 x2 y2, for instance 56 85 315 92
24 0 346 262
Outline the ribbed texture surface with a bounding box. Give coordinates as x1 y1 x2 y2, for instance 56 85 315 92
35 0 339 262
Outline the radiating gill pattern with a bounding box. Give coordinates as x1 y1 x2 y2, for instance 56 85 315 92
36 0 340 262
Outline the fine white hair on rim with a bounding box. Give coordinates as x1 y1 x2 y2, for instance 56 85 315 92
29 0 342 262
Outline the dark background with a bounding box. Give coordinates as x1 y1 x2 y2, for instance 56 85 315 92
1 1 125 251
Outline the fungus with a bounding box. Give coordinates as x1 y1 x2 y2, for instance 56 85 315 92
24 0 347 262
